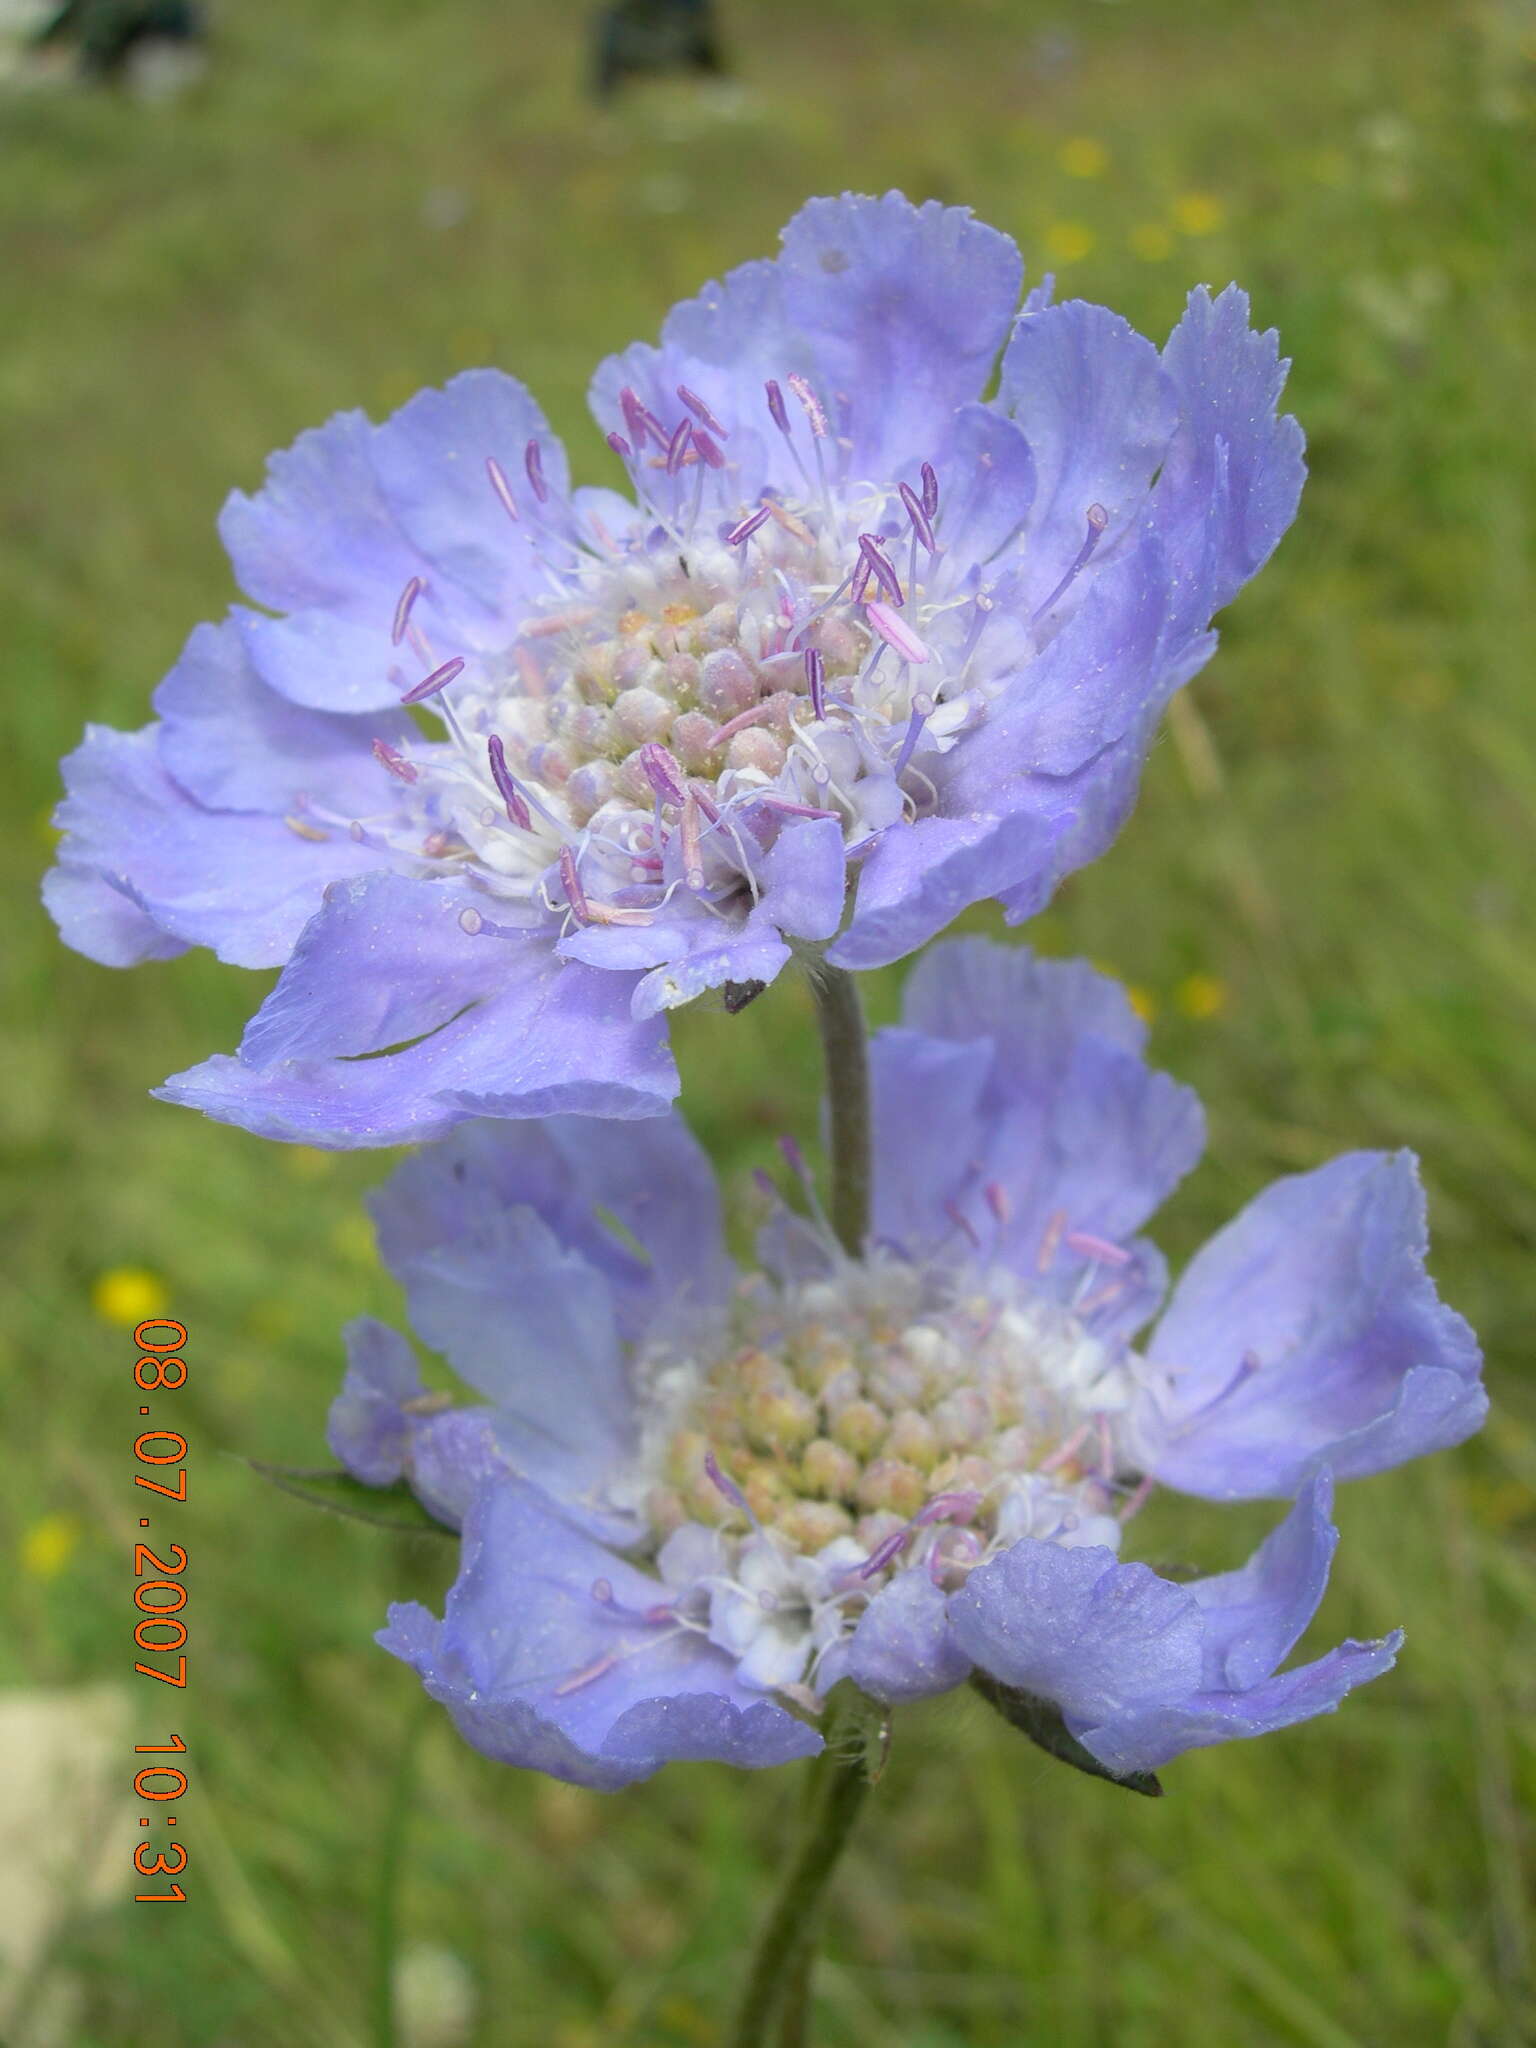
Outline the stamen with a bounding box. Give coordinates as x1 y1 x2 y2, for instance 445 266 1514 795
619 386 666 451
691 430 726 471
665 419 694 475
485 456 519 523
372 738 418 784
983 1181 1011 1227
1032 504 1109 622
1118 1474 1155 1524
401 655 465 705
486 735 533 830
704 1450 757 1525
707 700 777 748
899 481 936 553
866 601 932 666
677 385 729 438
944 1198 980 1249
285 814 330 842
554 1652 619 1696
786 373 829 437
1064 1231 1132 1268
681 790 705 890
638 742 687 806
606 430 633 461
804 646 826 720
764 379 791 435
921 461 940 519
524 439 550 504
1036 1209 1067 1272
391 576 425 647
892 692 935 778
558 845 588 921
858 534 905 605
1039 1421 1092 1474
726 505 772 546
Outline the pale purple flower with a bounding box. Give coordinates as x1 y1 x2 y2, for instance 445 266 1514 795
329 939 1482 1789
47 192 1302 1146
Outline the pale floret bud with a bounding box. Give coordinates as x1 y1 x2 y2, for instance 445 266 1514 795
831 1399 886 1458
883 1409 940 1472
613 686 676 744
698 648 759 719
931 1387 994 1451
858 1458 927 1518
564 762 619 825
800 1437 860 1499
774 1499 854 1551
670 711 718 771
728 727 787 776
746 1385 819 1455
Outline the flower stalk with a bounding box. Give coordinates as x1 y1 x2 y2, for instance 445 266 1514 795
730 1685 884 2047
806 962 871 1259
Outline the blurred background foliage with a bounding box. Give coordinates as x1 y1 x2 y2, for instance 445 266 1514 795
3 0 1534 2041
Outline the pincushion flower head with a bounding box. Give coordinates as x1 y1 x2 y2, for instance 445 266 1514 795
329 940 1483 1790
47 192 1303 1147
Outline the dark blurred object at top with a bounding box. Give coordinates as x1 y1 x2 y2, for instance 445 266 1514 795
592 0 725 101
31 0 203 81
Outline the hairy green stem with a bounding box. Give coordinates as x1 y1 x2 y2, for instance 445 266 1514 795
807 962 871 1259
729 1715 873 2047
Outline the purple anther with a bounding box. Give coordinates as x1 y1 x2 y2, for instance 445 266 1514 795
688 779 721 824
920 461 940 519
752 1167 779 1201
703 1450 755 1522
692 430 726 471
558 845 589 922
391 575 425 647
485 456 519 523
1065 1230 1132 1268
777 1132 811 1183
665 418 694 475
858 1531 911 1580
804 646 826 719
401 655 465 705
786 372 828 437
1032 504 1111 622
523 438 550 504
638 741 687 805
371 737 418 784
850 559 873 606
487 735 533 830
859 534 905 605
681 790 705 891
914 1490 982 1528
764 379 790 435
944 1197 981 1249
898 481 936 553
619 386 667 452
866 600 932 666
983 1180 1011 1227
726 505 772 546
606 430 633 461
677 385 729 438
1036 1208 1067 1272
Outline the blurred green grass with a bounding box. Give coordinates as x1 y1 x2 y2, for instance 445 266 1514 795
3 0 1534 2041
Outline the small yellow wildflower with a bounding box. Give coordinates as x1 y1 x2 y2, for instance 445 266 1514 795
331 1213 378 1266
1058 136 1110 179
92 1266 168 1327
1044 221 1095 265
1129 223 1173 262
283 1146 336 1181
1175 972 1229 1021
22 1513 80 1581
1127 984 1158 1024
1174 192 1225 237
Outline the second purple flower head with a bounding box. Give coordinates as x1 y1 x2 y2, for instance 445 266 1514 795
49 192 1303 1146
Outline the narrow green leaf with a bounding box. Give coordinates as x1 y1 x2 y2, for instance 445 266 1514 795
246 1460 454 1537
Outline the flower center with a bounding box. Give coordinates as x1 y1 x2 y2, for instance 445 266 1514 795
641 1258 1136 1581
352 374 1028 944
